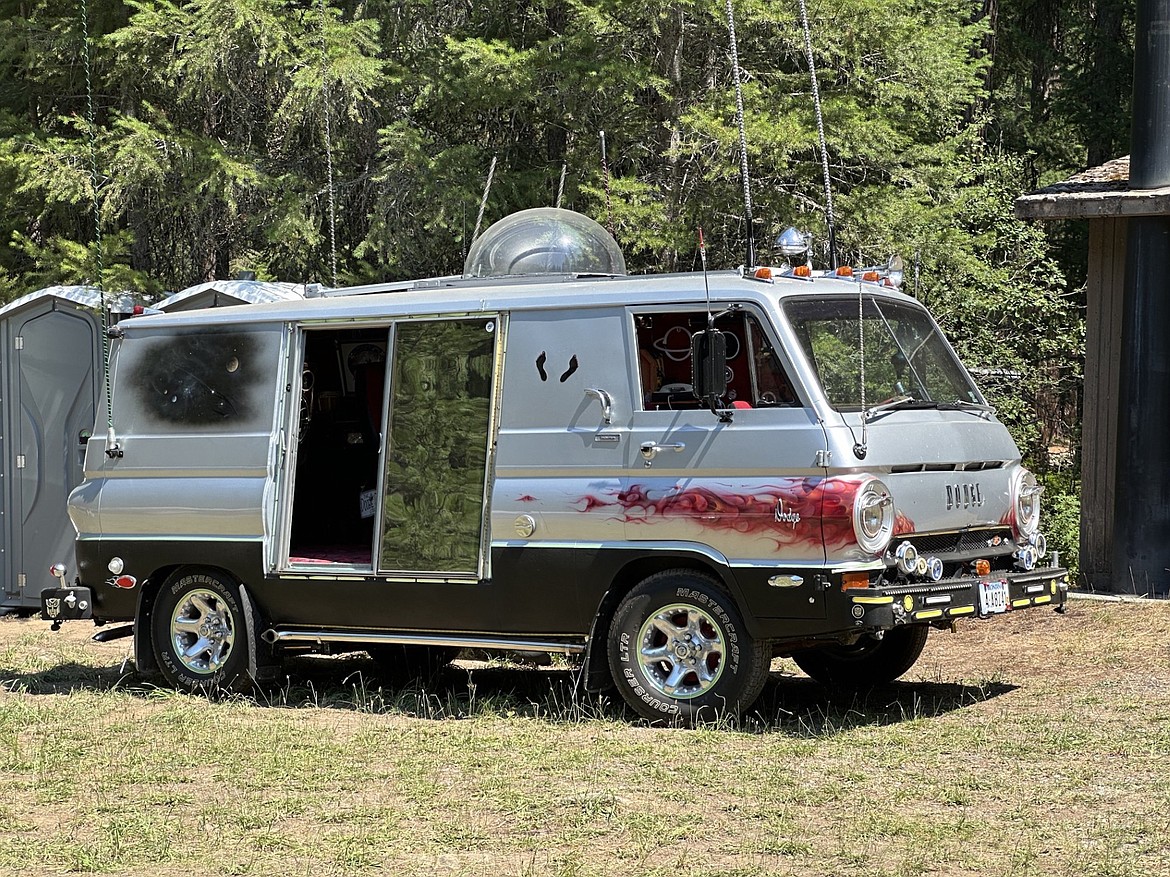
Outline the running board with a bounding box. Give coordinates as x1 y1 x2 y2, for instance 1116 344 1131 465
262 627 587 655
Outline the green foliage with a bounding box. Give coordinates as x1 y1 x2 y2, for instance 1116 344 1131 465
1041 478 1082 580
0 0 1106 546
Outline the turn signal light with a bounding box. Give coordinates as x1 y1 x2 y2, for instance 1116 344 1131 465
841 572 870 590
974 559 991 576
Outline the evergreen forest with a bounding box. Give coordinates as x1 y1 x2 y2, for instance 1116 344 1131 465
0 0 1136 568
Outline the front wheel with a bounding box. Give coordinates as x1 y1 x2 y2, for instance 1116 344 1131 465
607 570 770 725
792 624 929 688
151 569 251 693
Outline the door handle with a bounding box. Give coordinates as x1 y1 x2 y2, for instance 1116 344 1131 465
640 441 686 466
584 387 614 424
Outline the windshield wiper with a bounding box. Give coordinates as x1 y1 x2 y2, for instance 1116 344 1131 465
862 395 939 422
937 399 996 418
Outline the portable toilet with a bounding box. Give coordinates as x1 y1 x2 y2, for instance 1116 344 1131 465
0 287 112 613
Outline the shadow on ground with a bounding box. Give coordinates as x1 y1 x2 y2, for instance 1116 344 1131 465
1 652 1016 735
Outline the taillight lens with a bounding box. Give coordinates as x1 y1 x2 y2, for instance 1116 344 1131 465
853 478 895 554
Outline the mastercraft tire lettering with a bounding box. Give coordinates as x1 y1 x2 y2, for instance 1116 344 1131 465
151 569 251 693
607 569 770 724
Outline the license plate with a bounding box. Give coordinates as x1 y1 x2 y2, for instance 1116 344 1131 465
978 579 1009 615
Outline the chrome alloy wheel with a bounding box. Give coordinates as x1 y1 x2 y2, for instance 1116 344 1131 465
169 588 236 675
636 603 726 699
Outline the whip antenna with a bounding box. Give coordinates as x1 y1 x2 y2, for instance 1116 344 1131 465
319 0 338 287
471 154 498 243
724 0 755 268
556 161 568 208
798 0 837 269
81 0 119 458
600 131 614 236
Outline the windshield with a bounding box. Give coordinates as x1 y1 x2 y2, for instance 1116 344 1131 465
782 295 982 410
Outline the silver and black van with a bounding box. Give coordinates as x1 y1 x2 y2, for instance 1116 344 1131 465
42 208 1067 722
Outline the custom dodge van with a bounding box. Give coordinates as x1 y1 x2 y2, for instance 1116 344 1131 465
42 208 1067 722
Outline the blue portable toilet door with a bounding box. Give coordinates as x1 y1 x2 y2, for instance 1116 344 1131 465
12 307 98 608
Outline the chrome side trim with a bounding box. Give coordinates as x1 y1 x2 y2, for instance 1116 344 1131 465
263 628 587 655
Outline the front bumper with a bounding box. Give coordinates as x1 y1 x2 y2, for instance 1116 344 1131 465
838 565 1069 629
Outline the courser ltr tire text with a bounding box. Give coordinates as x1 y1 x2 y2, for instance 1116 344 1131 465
607 569 770 724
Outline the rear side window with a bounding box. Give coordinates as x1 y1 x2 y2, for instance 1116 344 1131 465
633 310 800 410
112 326 283 433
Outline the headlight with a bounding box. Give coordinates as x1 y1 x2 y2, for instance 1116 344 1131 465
1011 468 1043 538
853 478 895 555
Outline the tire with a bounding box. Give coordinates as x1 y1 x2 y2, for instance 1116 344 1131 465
368 644 460 682
607 570 770 725
151 568 251 693
792 624 929 688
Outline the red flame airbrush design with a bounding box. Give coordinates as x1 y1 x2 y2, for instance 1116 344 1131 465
575 476 914 556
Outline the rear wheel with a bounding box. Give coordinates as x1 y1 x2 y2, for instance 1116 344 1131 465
792 624 929 687
607 570 770 725
152 569 251 693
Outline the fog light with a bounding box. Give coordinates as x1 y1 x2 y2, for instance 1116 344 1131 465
925 557 944 582
1030 532 1048 559
894 541 919 575
1016 545 1037 571
107 556 124 575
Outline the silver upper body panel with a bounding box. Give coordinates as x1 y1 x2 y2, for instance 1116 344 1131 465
74 268 1024 575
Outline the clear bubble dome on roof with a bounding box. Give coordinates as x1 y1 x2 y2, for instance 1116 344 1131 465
463 208 627 278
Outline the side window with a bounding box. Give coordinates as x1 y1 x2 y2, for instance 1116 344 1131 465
634 310 800 410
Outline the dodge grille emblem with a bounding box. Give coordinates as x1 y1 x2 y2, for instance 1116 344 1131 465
946 482 984 510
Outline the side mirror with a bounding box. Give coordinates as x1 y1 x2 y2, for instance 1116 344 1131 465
691 329 728 401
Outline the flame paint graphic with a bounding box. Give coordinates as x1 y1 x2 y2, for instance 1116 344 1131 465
574 477 915 556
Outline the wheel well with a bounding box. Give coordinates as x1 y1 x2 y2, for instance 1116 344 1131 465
581 553 739 693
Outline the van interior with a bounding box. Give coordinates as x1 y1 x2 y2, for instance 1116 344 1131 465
288 327 388 567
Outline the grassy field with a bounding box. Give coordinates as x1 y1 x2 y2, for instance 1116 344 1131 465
1 599 1168 877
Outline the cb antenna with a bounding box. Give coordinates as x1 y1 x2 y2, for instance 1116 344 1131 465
699 226 713 325
556 161 567 209
724 0 755 269
798 0 837 269
471 153 498 243
600 131 614 236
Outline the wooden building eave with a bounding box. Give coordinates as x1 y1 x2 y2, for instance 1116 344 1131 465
1014 155 1170 220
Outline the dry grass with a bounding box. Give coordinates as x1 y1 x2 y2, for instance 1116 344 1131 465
1 599 1168 876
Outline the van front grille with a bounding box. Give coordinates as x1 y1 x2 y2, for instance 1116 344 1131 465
895 527 1016 559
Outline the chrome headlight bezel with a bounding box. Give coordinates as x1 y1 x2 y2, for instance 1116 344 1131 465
853 478 895 555
1011 468 1043 538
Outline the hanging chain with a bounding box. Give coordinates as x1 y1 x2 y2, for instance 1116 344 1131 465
724 0 754 267
319 0 338 287
798 0 836 267
81 0 112 431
